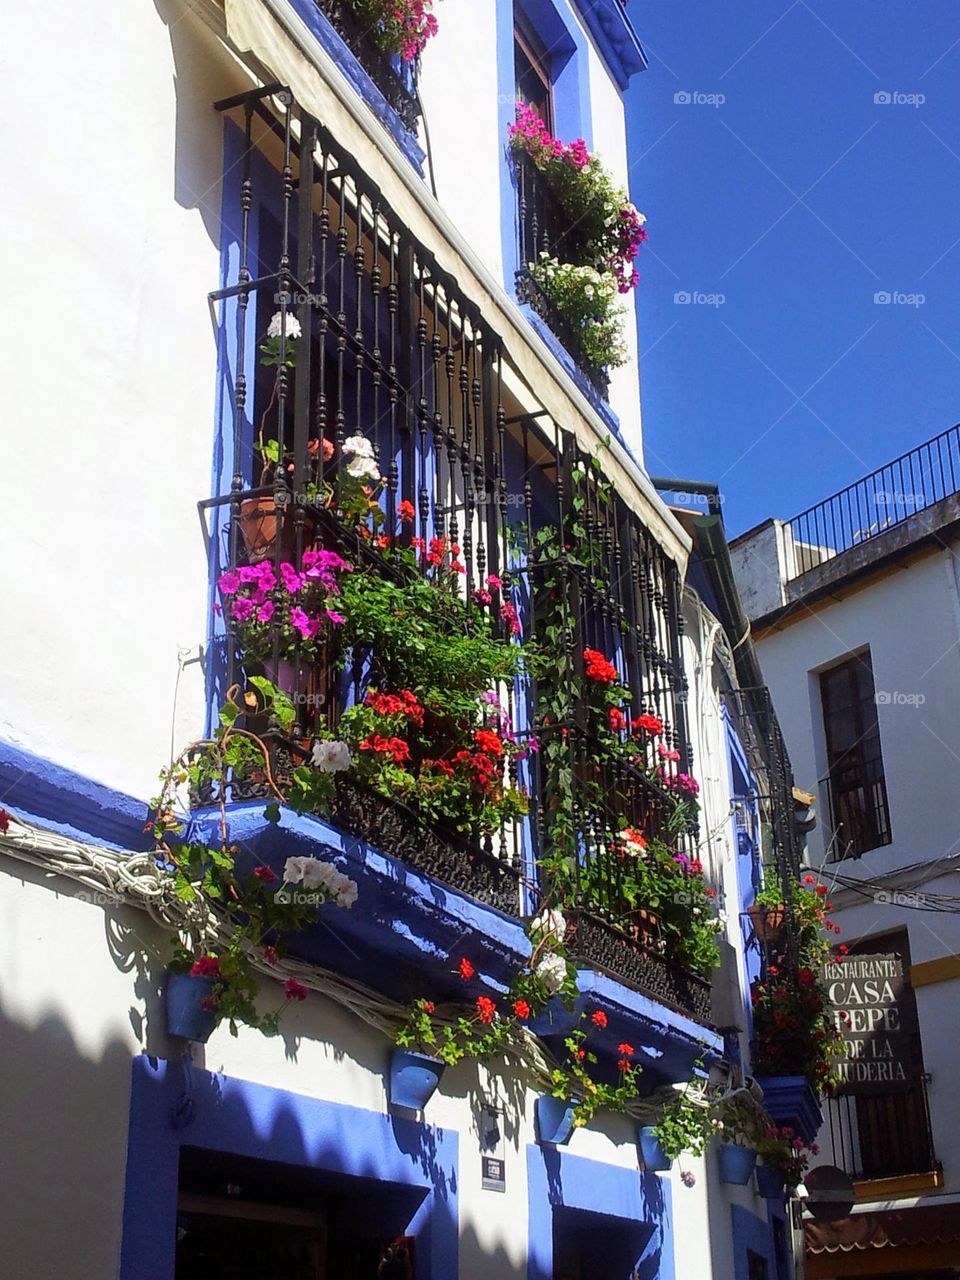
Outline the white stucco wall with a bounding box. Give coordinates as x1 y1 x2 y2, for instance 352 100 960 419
0 0 242 798
750 542 960 1197
0 856 773 1280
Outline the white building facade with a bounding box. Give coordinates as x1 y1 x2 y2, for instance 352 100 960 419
0 3 802 1277
731 425 960 1277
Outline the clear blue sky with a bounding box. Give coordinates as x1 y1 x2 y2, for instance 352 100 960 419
623 0 960 535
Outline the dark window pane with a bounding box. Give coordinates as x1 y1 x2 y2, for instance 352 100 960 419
820 651 892 858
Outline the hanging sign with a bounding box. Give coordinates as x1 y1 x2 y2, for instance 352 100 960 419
822 953 915 1094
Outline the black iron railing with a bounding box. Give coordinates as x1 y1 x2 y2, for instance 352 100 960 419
315 0 421 133
786 424 960 581
514 152 610 398
208 86 706 1016
823 750 892 861
825 1077 939 1181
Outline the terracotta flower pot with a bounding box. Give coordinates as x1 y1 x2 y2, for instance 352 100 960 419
237 498 316 563
747 903 786 945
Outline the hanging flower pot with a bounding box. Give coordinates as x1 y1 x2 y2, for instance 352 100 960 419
389 1049 445 1109
237 498 316 564
165 970 217 1042
536 1095 578 1146
756 1164 787 1199
717 1143 758 1185
747 903 786 946
638 1126 673 1172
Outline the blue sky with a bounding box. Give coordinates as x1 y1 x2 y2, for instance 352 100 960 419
623 0 960 535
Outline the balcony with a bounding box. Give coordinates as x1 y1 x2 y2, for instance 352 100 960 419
514 150 611 399
205 85 713 1025
313 0 421 134
823 1077 941 1197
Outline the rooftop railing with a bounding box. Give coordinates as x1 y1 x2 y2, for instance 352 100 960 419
786 424 960 582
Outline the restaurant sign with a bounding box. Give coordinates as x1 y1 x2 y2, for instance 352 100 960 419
822 953 915 1094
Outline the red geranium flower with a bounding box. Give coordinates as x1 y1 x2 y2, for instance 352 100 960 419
422 1000 436 1014
459 957 475 981
591 1010 608 1028
284 978 309 1001
191 955 221 978
253 865 277 882
264 945 278 965
583 649 618 683
397 499 416 523
513 999 531 1020
815 883 828 897
476 996 496 1024
617 1058 631 1072
576 1047 587 1060
798 967 816 985
837 944 849 956
609 707 626 732
634 713 664 736
0 808 9 834
618 1042 634 1056
474 729 504 756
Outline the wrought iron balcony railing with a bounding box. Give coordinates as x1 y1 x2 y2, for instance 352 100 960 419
315 0 421 133
514 151 610 398
786 422 960 582
206 85 710 1021
824 1076 939 1183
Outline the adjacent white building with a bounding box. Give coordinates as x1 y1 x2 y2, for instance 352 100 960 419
732 424 960 1278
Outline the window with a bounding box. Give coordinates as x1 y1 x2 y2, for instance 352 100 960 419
746 1249 768 1280
514 10 554 133
819 651 891 858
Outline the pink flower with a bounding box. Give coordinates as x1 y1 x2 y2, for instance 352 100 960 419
231 596 254 621
191 955 221 978
281 562 304 594
256 600 275 623
326 610 345 625
290 608 320 640
218 570 241 595
253 865 277 882
284 978 310 1001
486 574 502 590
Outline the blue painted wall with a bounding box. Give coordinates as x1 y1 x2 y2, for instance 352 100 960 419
527 1144 675 1279
120 1055 459 1279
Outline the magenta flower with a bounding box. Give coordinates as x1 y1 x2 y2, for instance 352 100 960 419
290 607 320 640
256 600 275 623
218 570 241 595
281 562 304 594
231 596 254 621
326 610 345 625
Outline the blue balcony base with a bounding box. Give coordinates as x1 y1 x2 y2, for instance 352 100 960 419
755 1075 823 1145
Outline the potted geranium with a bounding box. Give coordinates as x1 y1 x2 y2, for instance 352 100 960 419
643 1078 713 1177
753 1123 817 1198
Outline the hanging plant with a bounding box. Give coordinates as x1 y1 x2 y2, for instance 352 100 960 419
351 0 439 62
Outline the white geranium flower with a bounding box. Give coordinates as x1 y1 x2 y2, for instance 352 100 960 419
267 311 302 340
311 740 352 773
283 855 314 884
531 908 566 943
342 434 375 459
535 952 567 994
337 878 359 909
346 454 381 482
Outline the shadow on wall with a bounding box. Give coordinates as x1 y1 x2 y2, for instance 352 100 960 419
0 997 135 1279
153 0 240 245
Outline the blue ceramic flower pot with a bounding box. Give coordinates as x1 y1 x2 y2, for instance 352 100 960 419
638 1126 673 1172
536 1095 577 1146
756 1165 787 1199
389 1049 445 1109
718 1143 758 1185
166 970 217 1042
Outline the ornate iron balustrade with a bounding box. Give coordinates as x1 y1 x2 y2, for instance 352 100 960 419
514 151 611 398
786 422 960 581
208 85 708 1019
825 1076 939 1182
315 0 421 133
